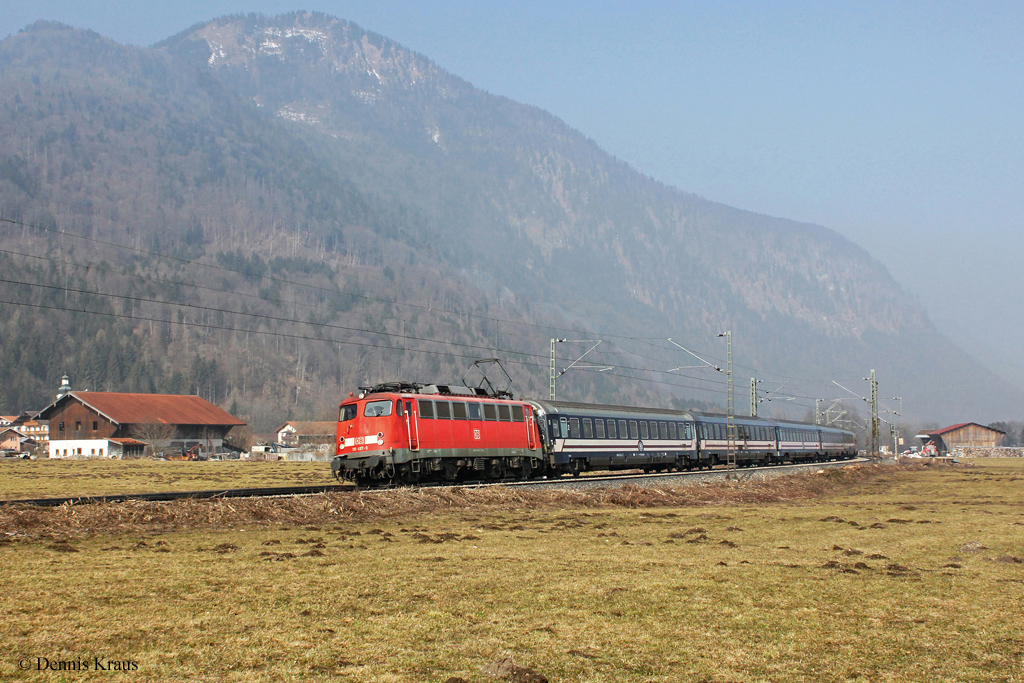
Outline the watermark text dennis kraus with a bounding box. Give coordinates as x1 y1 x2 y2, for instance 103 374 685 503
19 657 139 672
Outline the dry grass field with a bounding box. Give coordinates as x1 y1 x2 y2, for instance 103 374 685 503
0 459 338 500
1 460 1022 682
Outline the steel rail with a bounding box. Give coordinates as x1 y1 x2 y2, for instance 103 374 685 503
0 458 870 507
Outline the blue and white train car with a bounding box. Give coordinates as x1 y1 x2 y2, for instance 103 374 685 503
527 400 698 475
691 412 781 467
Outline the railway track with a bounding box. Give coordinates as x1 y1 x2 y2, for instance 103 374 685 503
0 458 868 507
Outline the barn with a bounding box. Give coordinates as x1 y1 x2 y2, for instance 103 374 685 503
915 423 1005 456
40 391 245 459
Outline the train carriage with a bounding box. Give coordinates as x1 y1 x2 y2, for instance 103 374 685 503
527 400 699 475
691 412 781 467
818 425 857 459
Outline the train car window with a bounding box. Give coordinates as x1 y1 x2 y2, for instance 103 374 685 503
468 403 481 420
364 400 393 417
569 418 580 439
483 404 497 420
629 421 639 440
435 401 451 419
595 419 606 438
616 420 627 439
559 417 569 439
340 405 357 422
582 419 593 439
417 400 434 419
639 421 649 440
511 405 525 422
606 420 616 438
659 422 668 439
396 401 404 417
668 422 677 440
497 404 511 421
452 402 468 420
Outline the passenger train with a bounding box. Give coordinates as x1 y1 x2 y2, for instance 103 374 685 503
330 382 857 487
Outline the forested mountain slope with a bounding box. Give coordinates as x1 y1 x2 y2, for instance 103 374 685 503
0 15 1017 426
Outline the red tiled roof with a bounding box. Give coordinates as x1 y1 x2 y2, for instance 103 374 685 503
108 438 148 446
925 422 1004 436
42 392 245 427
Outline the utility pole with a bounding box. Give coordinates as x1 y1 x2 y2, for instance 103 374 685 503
719 331 736 468
869 369 879 458
549 338 557 401
893 396 903 456
750 377 757 417
815 398 823 425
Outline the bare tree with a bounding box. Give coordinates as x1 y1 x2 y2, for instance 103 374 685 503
223 426 256 453
130 423 176 457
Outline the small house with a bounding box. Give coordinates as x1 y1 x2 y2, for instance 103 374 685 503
274 421 336 449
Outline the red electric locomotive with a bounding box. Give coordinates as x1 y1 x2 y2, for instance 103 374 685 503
331 382 545 486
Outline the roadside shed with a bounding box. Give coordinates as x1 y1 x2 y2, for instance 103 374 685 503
916 423 1005 456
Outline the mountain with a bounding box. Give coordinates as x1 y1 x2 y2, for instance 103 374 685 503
0 14 1018 428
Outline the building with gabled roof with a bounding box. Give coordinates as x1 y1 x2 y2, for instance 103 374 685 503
0 426 38 455
39 391 245 459
275 421 336 448
915 422 1005 456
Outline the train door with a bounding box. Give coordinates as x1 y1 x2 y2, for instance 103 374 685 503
403 399 419 451
525 405 537 450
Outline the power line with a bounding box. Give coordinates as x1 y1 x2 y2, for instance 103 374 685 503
0 215 679 342
0 296 736 399
0 214 876 402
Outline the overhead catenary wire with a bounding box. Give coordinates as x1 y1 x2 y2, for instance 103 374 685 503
0 214 877 406
0 275 733 392
0 295 733 399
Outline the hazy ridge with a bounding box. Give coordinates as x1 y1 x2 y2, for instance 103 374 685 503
0 13 1017 427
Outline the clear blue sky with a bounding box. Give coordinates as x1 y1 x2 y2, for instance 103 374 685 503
3 1 1022 382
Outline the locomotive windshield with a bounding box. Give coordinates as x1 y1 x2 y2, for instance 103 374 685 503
340 405 357 422
364 400 393 417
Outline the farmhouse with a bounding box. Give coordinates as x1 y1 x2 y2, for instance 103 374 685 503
40 391 245 459
0 426 37 455
915 423 1005 456
275 421 336 448
10 411 49 443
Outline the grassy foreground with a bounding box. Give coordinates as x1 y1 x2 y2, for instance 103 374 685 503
1 460 1022 682
0 459 337 500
